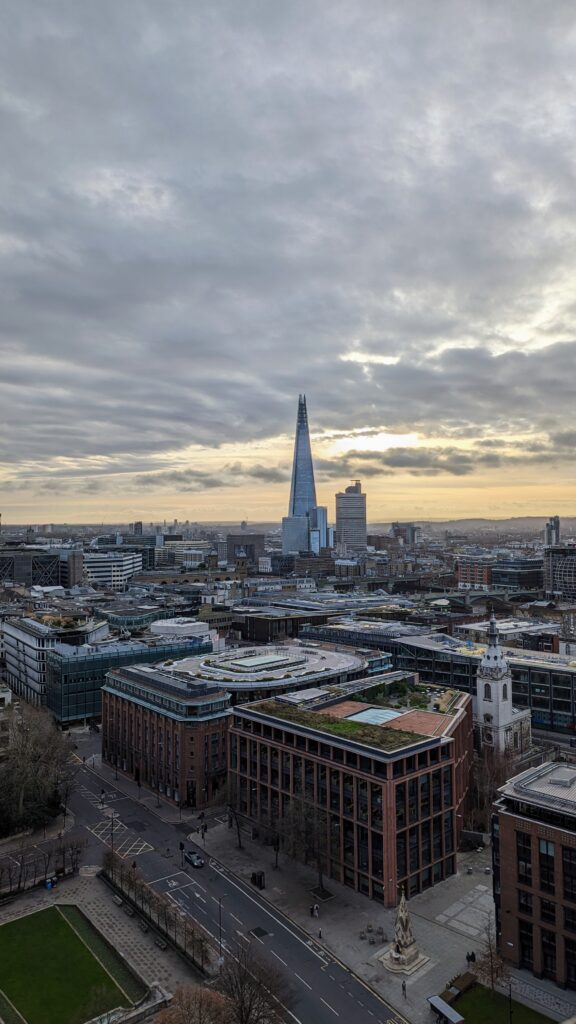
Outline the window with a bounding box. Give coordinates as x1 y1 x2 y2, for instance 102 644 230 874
518 890 532 916
540 899 556 924
517 831 532 886
484 683 492 701
565 907 576 933
541 929 556 980
519 921 533 969
566 938 576 990
539 839 555 895
502 684 508 700
563 846 576 902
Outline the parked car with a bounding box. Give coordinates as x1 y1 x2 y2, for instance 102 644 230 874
185 851 205 868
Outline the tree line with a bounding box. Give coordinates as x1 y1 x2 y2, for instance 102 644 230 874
0 703 76 838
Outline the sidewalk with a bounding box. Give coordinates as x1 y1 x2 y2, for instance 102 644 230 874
202 822 576 1024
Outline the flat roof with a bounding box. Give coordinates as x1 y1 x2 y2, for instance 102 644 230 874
500 761 576 813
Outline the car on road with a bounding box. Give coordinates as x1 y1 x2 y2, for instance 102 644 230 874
185 851 205 868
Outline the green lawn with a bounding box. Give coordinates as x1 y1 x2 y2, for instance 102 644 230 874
0 907 131 1024
456 985 554 1024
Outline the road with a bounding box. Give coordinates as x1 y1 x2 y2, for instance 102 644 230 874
70 762 408 1024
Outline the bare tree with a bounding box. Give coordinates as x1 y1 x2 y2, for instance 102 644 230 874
471 747 516 831
218 944 294 1024
474 915 511 993
156 985 233 1024
0 703 77 835
278 797 329 892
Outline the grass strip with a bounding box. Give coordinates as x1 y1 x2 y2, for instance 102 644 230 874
0 907 128 1024
58 904 146 1003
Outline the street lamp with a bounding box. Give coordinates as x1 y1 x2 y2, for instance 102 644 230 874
218 895 227 962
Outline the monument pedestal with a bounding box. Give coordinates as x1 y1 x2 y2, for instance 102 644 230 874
380 941 429 975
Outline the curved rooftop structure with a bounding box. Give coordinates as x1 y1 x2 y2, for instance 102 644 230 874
160 643 366 702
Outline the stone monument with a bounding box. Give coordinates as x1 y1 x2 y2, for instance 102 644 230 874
381 888 429 974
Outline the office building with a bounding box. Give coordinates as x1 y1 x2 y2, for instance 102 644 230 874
493 761 576 987
491 558 543 592
288 394 317 517
83 551 143 591
157 643 372 704
229 686 473 907
545 516 561 547
102 664 230 807
281 515 310 555
0 547 83 588
309 505 328 553
544 547 576 601
226 533 265 567
456 555 495 591
336 481 367 551
283 394 318 555
4 615 109 706
391 523 420 547
302 620 576 735
45 634 212 725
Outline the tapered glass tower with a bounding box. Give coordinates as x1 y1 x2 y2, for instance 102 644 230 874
288 394 317 516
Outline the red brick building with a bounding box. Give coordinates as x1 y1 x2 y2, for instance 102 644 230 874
102 664 230 808
456 555 495 591
494 762 576 987
228 687 473 907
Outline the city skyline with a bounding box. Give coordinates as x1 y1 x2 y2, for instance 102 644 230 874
3 4 576 522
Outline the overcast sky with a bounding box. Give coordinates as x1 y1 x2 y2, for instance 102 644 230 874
2 1 576 523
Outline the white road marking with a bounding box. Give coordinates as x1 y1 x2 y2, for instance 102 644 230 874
294 973 312 989
230 913 243 925
272 951 287 966
148 871 185 885
320 998 339 1016
209 861 328 964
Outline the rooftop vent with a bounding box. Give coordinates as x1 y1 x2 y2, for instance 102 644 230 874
549 768 576 789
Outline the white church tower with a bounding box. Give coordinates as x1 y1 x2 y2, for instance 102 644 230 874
474 613 531 756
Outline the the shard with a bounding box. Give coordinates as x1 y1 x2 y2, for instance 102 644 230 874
288 394 317 516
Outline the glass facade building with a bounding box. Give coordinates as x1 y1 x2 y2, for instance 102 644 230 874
45 637 212 724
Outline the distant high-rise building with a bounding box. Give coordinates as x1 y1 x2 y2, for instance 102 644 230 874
391 522 420 547
288 395 317 517
133 521 143 536
335 480 367 550
283 394 318 554
545 515 561 547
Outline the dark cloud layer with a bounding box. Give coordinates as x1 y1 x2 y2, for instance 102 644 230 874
2 1 576 503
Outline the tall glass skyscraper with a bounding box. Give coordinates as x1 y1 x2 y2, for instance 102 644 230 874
288 394 317 516
282 394 318 555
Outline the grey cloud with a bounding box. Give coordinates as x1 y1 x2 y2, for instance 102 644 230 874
3 1 576 499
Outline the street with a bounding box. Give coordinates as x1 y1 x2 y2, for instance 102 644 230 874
70 762 408 1024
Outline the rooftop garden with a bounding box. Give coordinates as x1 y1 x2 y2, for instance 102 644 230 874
254 701 427 752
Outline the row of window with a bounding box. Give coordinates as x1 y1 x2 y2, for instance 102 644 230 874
233 719 450 777
517 832 576 899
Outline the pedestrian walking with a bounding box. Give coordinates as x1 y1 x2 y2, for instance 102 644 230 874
318 928 322 940
313 903 319 918
402 980 406 999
